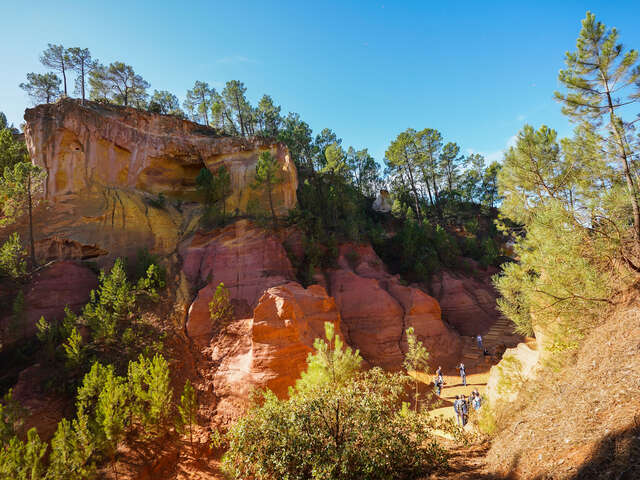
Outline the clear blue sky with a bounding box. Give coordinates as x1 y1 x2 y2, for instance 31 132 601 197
1 0 639 163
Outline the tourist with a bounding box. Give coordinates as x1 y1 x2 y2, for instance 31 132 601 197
477 334 483 350
457 362 467 386
460 394 469 426
472 390 482 411
433 376 442 396
453 395 462 425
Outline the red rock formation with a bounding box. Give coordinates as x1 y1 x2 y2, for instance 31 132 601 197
181 220 296 344
208 282 342 423
328 244 462 369
0 261 97 344
430 269 500 336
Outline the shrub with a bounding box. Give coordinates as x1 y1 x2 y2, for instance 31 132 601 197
0 233 26 280
209 282 233 326
224 323 448 480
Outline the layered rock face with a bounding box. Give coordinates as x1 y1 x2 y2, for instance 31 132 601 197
24 99 297 213
327 244 462 369
22 99 297 264
206 282 343 423
0 261 97 344
430 268 500 336
181 220 296 344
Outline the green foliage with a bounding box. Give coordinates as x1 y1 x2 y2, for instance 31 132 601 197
0 233 26 280
554 11 640 238
0 427 47 479
225 323 447 479
494 122 620 339
19 72 61 104
252 151 284 227
0 123 28 173
225 367 447 480
127 354 173 439
404 327 430 412
184 81 213 125
148 90 183 116
0 389 25 446
196 165 232 227
208 282 233 327
177 379 198 451
89 61 149 107
295 322 361 393
63 327 85 370
83 258 133 342
48 417 97 480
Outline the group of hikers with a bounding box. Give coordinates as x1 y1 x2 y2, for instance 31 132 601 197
453 390 482 426
433 362 467 394
432 353 484 428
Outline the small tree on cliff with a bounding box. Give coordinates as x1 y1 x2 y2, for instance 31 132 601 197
67 47 96 104
40 43 69 96
0 160 46 266
19 72 61 104
196 165 231 224
209 283 233 327
89 62 149 107
252 151 283 228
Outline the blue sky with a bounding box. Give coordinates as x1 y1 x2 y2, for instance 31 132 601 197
1 0 639 164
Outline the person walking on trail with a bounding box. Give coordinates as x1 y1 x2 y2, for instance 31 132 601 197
460 394 469 426
472 390 482 411
433 376 442 396
457 362 467 386
453 395 462 426
476 334 483 350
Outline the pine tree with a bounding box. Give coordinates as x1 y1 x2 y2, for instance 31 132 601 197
252 151 284 227
83 259 134 342
0 233 26 280
555 11 640 240
178 379 198 452
184 81 213 125
295 322 361 392
63 327 85 370
208 282 233 326
0 161 47 265
40 43 69 96
403 327 430 412
67 47 95 104
20 73 61 104
96 373 128 480
89 62 149 107
127 354 172 439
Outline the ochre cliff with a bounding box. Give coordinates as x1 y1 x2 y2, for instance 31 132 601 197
21 99 297 266
24 98 297 213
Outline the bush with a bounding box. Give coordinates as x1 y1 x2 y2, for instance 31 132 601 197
209 282 233 326
224 323 448 480
0 233 26 280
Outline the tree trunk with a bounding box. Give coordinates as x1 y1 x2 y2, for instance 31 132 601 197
404 164 422 223
81 63 85 104
62 60 67 96
606 91 640 241
27 173 36 267
268 185 277 229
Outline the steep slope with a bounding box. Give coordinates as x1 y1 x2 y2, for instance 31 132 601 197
482 300 640 478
